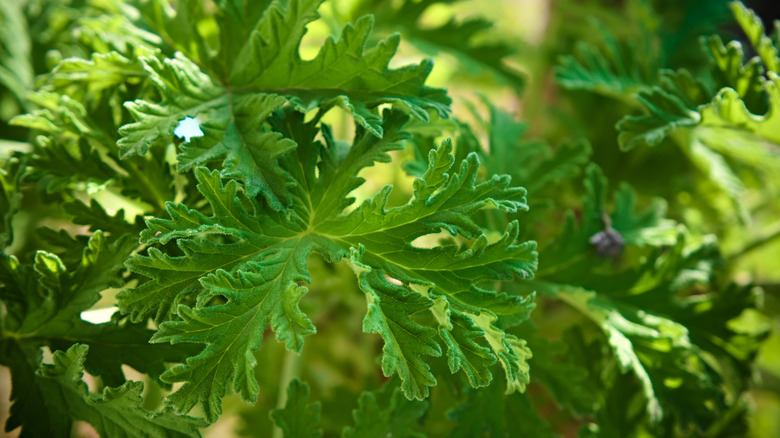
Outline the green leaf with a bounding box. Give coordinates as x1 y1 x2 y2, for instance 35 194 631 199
0 0 34 109
176 93 297 206
116 53 227 158
657 68 712 109
610 179 678 247
63 199 143 237
270 379 323 438
24 138 116 194
464 101 591 195
554 286 670 422
347 248 442 399
7 87 179 213
698 73 780 146
231 2 449 130
2 232 135 334
133 0 212 66
1 340 60 438
0 157 23 250
447 374 558 438
685 134 750 221
359 0 525 92
531 217 764 432
43 50 151 111
64 3 162 56
729 1 780 73
703 35 765 112
118 0 449 208
120 122 536 420
612 3 780 200
48 323 200 389
522 159 757 429
525 335 595 416
48 50 145 90
11 90 114 144
616 87 701 150
543 164 677 268
150 241 317 422
18 344 203 437
342 385 428 438
681 75 780 215
0 230 193 389
610 11 780 212
420 285 497 388
556 19 657 99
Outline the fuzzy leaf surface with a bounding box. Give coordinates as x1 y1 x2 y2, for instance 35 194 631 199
120 113 537 421
117 0 449 208
9 344 205 438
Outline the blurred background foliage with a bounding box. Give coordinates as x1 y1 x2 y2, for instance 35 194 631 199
1 0 779 436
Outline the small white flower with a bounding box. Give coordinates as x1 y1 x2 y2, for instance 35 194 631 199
174 116 204 142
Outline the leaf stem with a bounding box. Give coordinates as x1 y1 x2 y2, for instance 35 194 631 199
271 347 303 438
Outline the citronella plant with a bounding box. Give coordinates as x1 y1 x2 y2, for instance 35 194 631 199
0 0 776 437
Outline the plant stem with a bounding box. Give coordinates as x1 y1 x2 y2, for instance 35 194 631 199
271 347 303 438
727 221 780 261
124 163 168 212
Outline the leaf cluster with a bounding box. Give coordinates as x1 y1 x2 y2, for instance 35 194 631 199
0 0 773 437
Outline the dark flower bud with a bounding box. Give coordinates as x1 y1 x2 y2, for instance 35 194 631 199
590 228 624 256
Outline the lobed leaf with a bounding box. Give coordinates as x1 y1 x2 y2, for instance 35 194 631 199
342 385 428 438
270 379 323 438
118 0 449 210
120 129 537 420
25 344 203 437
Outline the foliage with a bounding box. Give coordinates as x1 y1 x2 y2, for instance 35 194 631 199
0 0 776 437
